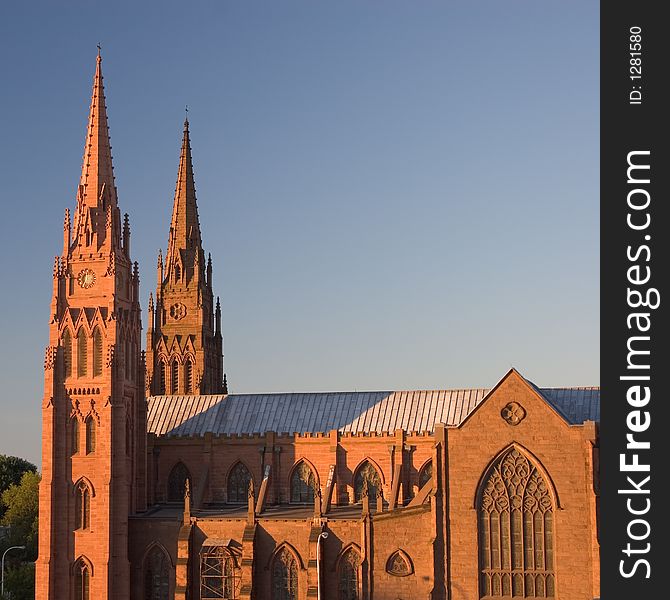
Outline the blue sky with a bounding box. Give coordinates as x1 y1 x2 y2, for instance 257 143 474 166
0 1 599 467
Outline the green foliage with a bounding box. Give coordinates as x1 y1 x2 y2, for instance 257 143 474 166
1 470 38 600
1 471 39 561
0 456 36 520
1 562 34 600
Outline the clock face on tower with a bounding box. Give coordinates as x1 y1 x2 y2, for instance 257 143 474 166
77 268 96 289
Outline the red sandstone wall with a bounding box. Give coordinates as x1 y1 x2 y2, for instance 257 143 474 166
445 372 599 600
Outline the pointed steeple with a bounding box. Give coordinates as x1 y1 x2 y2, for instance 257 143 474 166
73 49 120 251
165 119 203 282
147 118 225 395
79 50 117 210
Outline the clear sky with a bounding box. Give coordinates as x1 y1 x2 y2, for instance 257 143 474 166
0 1 599 467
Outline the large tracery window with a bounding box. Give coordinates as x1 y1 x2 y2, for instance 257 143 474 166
353 461 381 502
272 547 298 600
338 547 360 600
227 462 252 504
74 558 91 600
167 462 191 502
144 545 170 600
478 447 555 599
201 546 239 599
290 461 316 503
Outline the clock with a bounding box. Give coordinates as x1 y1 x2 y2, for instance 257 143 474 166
77 268 96 289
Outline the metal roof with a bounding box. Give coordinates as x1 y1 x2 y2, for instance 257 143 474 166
146 386 600 438
534 387 601 424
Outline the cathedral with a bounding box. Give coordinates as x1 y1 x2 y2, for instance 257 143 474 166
36 53 600 600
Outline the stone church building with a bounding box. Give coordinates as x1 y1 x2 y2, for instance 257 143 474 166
36 54 600 600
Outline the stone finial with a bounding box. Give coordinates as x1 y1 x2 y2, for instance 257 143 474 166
376 487 384 513
314 488 323 517
183 479 191 524
123 213 130 254
222 373 228 395
361 482 370 516
247 478 255 523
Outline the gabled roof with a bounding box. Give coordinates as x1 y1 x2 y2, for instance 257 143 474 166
146 385 600 438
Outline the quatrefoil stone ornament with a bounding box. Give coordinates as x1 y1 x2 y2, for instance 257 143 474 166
169 302 187 320
501 402 526 426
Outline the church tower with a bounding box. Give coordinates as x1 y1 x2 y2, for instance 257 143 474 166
146 119 225 396
36 51 146 600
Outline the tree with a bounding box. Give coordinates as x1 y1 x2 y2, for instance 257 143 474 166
0 456 36 520
1 471 39 559
1 471 39 600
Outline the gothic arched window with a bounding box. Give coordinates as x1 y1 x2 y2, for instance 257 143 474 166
144 545 170 600
71 417 79 456
93 328 103 377
158 360 167 395
171 359 179 394
290 461 316 504
74 558 91 600
353 461 381 502
419 460 433 489
227 462 252 504
201 546 239 599
272 547 298 600
63 329 72 378
85 417 96 454
75 481 91 530
77 329 88 377
185 359 194 393
167 462 191 502
338 547 360 600
478 447 556 598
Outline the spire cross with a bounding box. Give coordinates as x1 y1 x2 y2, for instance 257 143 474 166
97 43 102 57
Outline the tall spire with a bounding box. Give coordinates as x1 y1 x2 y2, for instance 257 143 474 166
78 50 117 211
147 119 224 395
72 50 120 251
165 119 202 281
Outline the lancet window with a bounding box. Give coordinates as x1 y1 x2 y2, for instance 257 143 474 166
338 547 360 600
201 546 239 599
227 462 252 504
144 546 170 600
271 547 298 600
353 461 381 502
290 461 316 504
167 462 191 502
